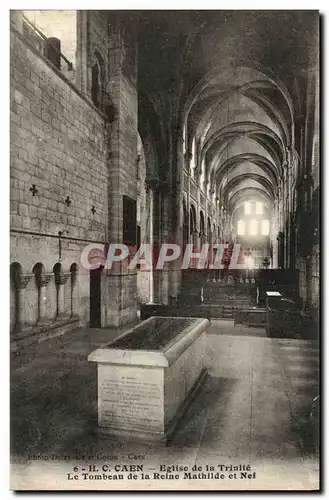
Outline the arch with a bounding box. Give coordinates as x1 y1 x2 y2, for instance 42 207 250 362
189 204 197 235
91 47 107 110
202 122 285 169
194 83 290 148
70 263 79 317
32 262 45 288
215 153 279 189
221 173 276 200
200 211 205 234
228 187 273 212
231 199 271 217
53 262 62 282
205 128 285 191
181 60 294 128
32 262 45 324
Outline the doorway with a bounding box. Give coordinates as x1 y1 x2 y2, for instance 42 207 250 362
90 266 102 327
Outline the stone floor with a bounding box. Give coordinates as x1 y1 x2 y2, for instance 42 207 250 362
11 319 319 490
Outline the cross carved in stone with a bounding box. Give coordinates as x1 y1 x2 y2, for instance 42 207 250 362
30 184 38 196
65 196 72 207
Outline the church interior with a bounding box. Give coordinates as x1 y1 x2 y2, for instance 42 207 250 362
10 10 319 490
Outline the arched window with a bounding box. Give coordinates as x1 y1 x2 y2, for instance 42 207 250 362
189 206 196 235
237 220 245 236
91 61 101 108
244 202 252 215
91 50 106 110
256 202 263 214
261 219 270 236
249 219 258 236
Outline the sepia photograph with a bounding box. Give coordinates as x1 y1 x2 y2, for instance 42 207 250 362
9 8 320 491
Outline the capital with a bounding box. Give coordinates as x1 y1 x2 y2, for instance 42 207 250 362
18 273 33 290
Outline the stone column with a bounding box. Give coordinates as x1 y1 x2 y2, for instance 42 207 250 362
185 151 192 250
148 187 154 304
17 273 33 332
169 133 185 302
70 273 78 318
152 189 164 304
37 274 53 325
56 272 71 318
76 10 88 94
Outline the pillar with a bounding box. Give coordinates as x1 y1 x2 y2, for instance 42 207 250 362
37 274 52 325
169 133 185 301
16 273 33 332
152 189 169 304
148 188 154 304
70 270 79 317
56 272 71 318
76 10 88 94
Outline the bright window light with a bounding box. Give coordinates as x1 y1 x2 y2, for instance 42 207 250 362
249 219 258 235
237 220 245 236
261 219 270 235
246 256 254 269
244 202 252 215
256 202 263 214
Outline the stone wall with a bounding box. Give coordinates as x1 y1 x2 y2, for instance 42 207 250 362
10 13 139 333
10 26 109 330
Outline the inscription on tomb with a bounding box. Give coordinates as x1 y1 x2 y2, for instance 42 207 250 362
99 373 163 431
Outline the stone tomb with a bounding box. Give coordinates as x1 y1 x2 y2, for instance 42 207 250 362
88 316 209 442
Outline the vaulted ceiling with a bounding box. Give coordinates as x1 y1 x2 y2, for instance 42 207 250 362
134 10 318 214
185 64 292 211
